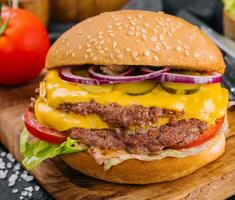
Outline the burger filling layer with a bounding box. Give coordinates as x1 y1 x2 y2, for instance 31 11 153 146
21 68 228 170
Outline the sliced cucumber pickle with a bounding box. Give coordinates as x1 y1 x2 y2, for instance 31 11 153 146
115 80 157 95
160 82 200 95
72 68 114 94
79 84 114 95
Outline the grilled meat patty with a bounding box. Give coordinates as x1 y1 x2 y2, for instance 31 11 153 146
69 118 207 155
59 101 184 128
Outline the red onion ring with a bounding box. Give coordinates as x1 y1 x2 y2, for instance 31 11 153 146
88 66 169 84
161 72 222 84
59 67 107 85
140 67 222 84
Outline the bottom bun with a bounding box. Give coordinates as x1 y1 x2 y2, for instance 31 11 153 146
61 128 227 184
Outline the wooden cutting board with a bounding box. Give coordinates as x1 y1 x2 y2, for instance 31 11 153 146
0 76 235 200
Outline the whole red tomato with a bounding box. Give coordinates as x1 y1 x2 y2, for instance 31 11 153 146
0 8 50 85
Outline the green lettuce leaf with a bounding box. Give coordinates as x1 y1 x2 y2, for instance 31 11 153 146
20 128 87 170
223 0 235 17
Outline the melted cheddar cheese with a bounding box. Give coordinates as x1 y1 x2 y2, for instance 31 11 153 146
35 70 228 131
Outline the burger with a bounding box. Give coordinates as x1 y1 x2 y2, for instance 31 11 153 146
20 10 229 184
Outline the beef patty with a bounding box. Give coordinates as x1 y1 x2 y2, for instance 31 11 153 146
69 118 207 155
59 101 184 128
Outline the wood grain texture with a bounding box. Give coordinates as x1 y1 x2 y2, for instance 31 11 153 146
0 79 235 200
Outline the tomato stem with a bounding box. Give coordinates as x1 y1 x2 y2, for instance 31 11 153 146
0 3 2 26
0 0 12 36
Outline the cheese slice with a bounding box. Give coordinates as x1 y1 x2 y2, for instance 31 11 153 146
35 70 228 130
35 100 108 131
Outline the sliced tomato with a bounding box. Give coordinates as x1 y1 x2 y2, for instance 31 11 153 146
24 110 67 144
177 117 224 149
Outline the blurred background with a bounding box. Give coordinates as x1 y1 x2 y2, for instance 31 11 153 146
10 0 231 40
0 0 235 199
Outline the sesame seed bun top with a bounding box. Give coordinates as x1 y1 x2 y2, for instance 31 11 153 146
46 10 225 73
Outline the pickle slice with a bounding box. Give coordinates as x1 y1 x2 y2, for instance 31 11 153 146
160 82 200 95
79 84 114 95
72 68 114 94
115 80 157 95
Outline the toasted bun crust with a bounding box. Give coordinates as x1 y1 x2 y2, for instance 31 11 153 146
61 127 227 184
46 10 225 73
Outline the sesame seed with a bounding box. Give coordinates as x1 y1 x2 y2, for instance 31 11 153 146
117 26 123 30
104 47 108 51
127 16 132 20
96 45 102 50
153 28 158 34
112 42 118 49
159 34 163 41
89 52 94 57
177 40 182 44
77 30 82 34
158 21 164 26
87 19 93 23
151 36 157 42
108 25 112 29
110 54 114 60
166 18 171 22
162 42 167 47
153 45 160 52
170 27 176 32
109 33 115 37
144 50 150 57
92 57 98 61
168 32 173 37
135 31 140 36
126 48 131 52
193 52 200 58
156 25 163 29
185 50 190 56
98 49 105 54
98 35 103 40
209 55 213 61
86 48 92 53
138 14 143 19
142 34 147 40
118 54 124 59
134 57 140 61
107 30 113 33
99 31 104 35
130 21 136 26
132 51 138 58
141 29 147 34
115 22 122 27
166 46 172 50
71 53 75 57
176 46 182 51
114 48 121 54
130 26 135 31
128 31 134 36
113 17 119 21
154 55 159 61
87 35 91 40
144 23 150 28
99 40 104 45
